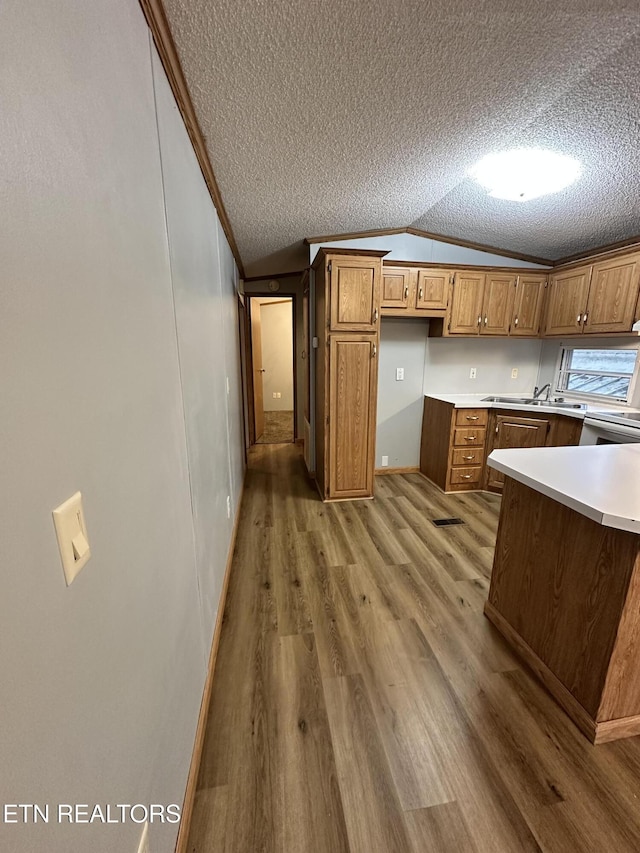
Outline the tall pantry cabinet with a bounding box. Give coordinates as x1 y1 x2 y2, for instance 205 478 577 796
312 248 386 500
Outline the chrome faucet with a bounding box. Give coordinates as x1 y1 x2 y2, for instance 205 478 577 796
533 383 551 401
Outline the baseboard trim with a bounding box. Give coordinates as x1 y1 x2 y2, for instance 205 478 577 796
175 474 246 853
375 466 420 476
483 601 598 744
594 713 640 744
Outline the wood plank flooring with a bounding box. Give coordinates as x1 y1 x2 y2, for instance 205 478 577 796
187 444 640 852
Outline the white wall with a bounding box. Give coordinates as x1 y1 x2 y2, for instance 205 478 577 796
0 3 243 852
309 232 550 268
258 300 294 411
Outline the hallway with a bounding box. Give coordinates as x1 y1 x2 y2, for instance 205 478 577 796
188 444 640 853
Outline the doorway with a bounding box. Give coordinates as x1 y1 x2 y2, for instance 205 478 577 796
248 296 295 445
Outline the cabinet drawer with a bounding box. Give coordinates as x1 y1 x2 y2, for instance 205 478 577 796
452 447 485 467
453 427 486 447
449 466 482 486
455 408 488 427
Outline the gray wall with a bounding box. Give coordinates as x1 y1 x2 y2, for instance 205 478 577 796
0 3 243 852
376 321 543 468
259 300 294 411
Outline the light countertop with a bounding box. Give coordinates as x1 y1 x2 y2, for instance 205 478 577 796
488 444 640 533
425 392 637 420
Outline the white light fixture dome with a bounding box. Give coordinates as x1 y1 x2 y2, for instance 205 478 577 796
469 148 581 202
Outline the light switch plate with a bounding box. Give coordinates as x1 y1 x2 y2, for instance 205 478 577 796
396 368 404 381
52 491 91 586
511 368 519 379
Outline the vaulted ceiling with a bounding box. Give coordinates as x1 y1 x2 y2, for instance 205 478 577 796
162 0 640 276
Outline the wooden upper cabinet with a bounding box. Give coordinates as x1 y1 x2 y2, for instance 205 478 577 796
511 273 547 336
480 274 516 335
544 266 592 336
416 269 450 310
381 267 410 310
329 255 381 332
583 254 640 334
328 335 378 499
448 271 485 334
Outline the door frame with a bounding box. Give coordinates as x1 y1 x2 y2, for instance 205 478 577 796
244 292 298 446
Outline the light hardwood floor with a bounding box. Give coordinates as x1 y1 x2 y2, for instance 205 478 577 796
187 443 640 853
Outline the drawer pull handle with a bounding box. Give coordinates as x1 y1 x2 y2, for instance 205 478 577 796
577 313 582 323
583 311 589 325
477 315 482 326
484 316 488 325
463 455 474 460
404 285 409 298
465 435 477 441
466 415 479 420
419 287 424 300
373 308 378 323
514 316 519 326
462 474 472 479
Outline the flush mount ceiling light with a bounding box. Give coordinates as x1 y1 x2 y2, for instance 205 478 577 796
469 148 581 202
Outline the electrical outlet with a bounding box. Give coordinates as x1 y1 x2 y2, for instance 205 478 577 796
396 367 404 381
276 392 281 398
469 367 477 379
272 392 277 398
511 368 519 379
137 822 150 853
226 496 231 519
381 455 389 467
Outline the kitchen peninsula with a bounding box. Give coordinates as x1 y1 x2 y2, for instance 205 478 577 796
485 443 640 743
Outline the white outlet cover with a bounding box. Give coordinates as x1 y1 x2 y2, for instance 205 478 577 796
137 822 150 853
396 367 404 381
52 491 91 586
381 455 389 467
470 368 477 379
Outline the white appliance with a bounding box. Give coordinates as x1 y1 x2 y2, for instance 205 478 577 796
580 411 640 445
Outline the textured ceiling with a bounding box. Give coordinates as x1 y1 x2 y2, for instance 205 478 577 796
162 0 640 273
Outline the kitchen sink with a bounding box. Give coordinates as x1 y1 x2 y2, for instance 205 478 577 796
481 396 586 410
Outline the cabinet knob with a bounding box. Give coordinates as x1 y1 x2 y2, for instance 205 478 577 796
419 288 423 300
577 313 582 323
404 285 408 298
373 308 378 323
514 317 519 326
372 343 377 358
583 311 589 325
484 316 488 325
477 315 482 326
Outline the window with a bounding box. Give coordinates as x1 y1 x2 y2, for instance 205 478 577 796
556 347 639 403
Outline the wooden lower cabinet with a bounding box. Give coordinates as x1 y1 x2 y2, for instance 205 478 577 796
327 335 378 499
420 397 583 494
420 398 488 492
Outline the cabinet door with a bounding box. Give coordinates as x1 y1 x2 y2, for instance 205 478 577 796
329 257 381 332
480 274 516 335
328 335 378 498
511 274 547 336
381 267 410 309
486 414 549 490
448 272 485 335
584 254 640 334
544 267 591 335
416 269 450 310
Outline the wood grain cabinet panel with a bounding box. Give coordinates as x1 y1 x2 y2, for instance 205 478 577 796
329 336 378 499
511 273 547 336
416 269 450 310
381 267 410 309
448 272 485 334
480 274 516 335
544 266 592 335
451 447 484 466
454 408 488 427
584 254 640 334
485 413 549 490
329 256 381 332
